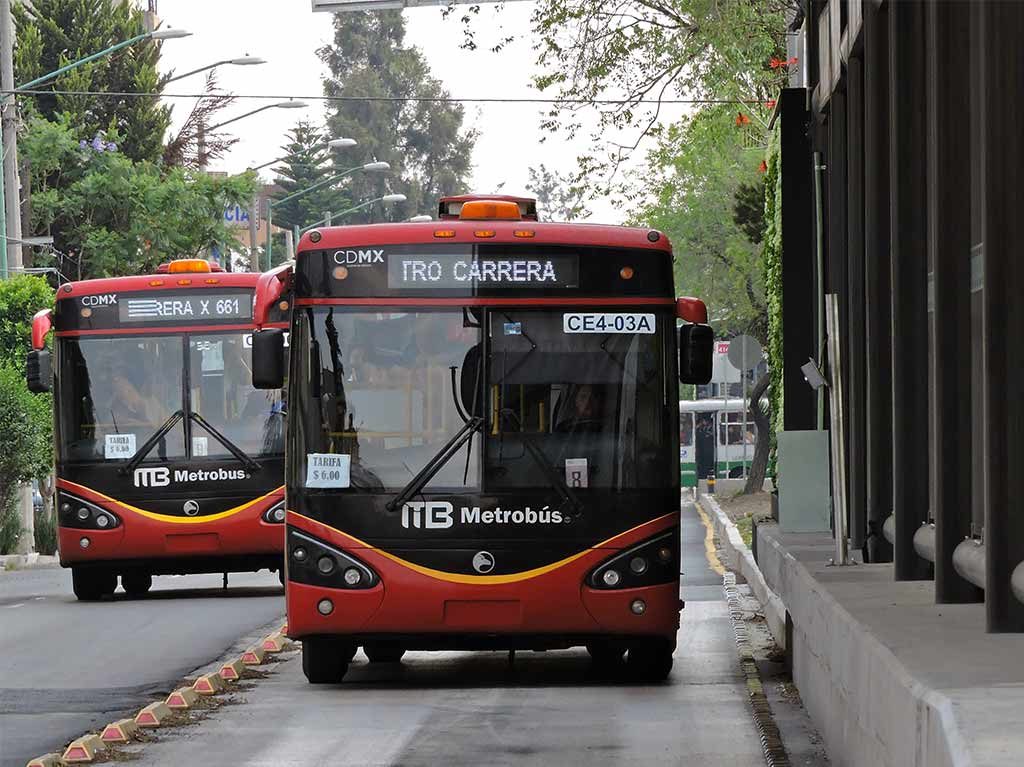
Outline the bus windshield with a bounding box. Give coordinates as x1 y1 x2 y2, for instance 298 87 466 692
59 332 284 463
292 306 674 494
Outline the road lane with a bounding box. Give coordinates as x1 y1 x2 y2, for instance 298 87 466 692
131 501 771 766
0 568 284 767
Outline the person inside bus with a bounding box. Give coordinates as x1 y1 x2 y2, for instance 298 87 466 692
110 363 165 426
555 384 605 433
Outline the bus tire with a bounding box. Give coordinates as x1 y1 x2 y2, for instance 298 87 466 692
122 572 152 597
586 642 626 666
626 640 674 682
364 643 405 663
72 568 116 601
302 638 351 684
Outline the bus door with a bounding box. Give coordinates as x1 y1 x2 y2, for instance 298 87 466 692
695 411 716 481
679 411 696 487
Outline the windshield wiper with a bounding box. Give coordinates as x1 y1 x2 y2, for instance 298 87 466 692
189 411 262 474
519 433 584 517
385 416 484 513
120 409 184 475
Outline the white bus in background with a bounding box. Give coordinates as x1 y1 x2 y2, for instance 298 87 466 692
679 397 756 487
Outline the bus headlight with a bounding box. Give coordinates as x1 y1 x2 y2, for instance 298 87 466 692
76 507 90 521
588 530 679 590
261 502 286 524
285 528 379 590
58 493 121 531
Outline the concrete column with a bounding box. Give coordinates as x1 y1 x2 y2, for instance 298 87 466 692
862 0 893 563
976 0 1024 632
926 1 981 604
888 0 932 581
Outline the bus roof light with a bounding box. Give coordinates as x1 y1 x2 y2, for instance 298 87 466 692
460 200 521 221
177 279 192 286
149 280 164 287
513 230 535 238
167 258 213 274
433 229 456 238
474 230 496 238
205 278 220 284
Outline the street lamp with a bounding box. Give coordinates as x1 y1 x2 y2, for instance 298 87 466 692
249 137 358 173
166 56 266 84
206 100 308 132
299 194 408 235
266 162 390 268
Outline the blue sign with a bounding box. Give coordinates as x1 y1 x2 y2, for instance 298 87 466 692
224 205 251 225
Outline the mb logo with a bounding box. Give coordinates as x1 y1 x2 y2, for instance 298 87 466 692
401 501 454 529
133 467 170 488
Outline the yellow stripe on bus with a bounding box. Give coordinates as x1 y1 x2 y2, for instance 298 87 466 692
289 510 677 585
59 480 284 524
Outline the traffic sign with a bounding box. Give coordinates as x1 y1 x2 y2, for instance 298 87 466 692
727 334 764 371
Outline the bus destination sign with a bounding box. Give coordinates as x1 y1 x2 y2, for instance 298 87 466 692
118 292 252 323
387 253 579 290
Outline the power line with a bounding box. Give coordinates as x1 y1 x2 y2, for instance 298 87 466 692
4 88 765 106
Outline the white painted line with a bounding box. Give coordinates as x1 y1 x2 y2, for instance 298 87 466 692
34 596 45 600
4 603 25 609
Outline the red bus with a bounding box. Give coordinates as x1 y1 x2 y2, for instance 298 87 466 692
250 196 713 682
27 259 289 601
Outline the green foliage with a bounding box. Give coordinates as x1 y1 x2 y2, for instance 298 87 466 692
527 165 590 221
0 364 52 553
527 0 795 187
0 496 20 555
271 122 353 232
21 116 257 280
733 177 767 244
14 0 170 163
763 122 784 477
0 274 54 372
320 12 476 221
631 105 768 340
34 500 57 555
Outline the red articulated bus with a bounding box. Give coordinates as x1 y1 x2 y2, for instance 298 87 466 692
27 259 289 601
250 196 713 682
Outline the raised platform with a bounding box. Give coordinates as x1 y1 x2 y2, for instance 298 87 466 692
755 523 1024 767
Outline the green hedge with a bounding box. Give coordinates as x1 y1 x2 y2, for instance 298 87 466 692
762 121 784 480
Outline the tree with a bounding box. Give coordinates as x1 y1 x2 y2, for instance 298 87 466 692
20 116 257 280
527 164 590 221
13 0 170 164
319 12 476 221
271 122 353 232
0 274 53 372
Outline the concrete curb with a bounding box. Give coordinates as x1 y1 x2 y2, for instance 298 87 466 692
696 492 787 648
1 553 59 570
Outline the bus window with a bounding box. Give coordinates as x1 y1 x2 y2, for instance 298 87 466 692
718 411 755 445
680 412 694 447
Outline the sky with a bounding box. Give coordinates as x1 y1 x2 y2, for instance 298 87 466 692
155 1 687 223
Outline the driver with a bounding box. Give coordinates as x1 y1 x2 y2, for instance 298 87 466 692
111 363 165 425
558 384 604 432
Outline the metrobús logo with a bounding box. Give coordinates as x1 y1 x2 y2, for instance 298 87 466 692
401 501 565 530
333 248 384 268
132 467 248 488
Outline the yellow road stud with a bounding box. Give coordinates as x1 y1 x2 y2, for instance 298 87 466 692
219 658 245 681
261 633 285 653
25 753 63 767
62 734 104 763
100 718 139 743
192 672 226 695
165 686 199 709
241 646 266 665
134 701 172 728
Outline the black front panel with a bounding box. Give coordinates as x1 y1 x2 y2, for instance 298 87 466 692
292 489 678 575
59 457 284 519
295 244 673 299
55 288 255 332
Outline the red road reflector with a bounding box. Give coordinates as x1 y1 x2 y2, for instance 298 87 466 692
219 658 245 681
62 734 104 763
241 646 266 665
134 701 172 728
25 754 63 767
280 622 288 634
165 686 199 709
261 633 285 652
100 718 139 743
192 672 226 695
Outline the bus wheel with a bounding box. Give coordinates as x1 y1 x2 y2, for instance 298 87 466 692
586 642 626 667
122 573 152 598
72 568 117 601
364 643 405 663
626 640 674 682
302 638 351 684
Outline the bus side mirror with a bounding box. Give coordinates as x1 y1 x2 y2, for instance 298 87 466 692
26 349 52 393
679 324 714 384
252 329 285 389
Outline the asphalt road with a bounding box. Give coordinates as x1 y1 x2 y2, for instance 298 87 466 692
128 502 779 766
0 568 284 767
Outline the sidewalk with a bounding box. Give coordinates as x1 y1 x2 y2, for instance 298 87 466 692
754 522 1024 767
0 553 59 570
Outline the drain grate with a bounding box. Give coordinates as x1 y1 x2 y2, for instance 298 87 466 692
724 571 792 767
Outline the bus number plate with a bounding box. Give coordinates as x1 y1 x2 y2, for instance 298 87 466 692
563 313 656 334
305 453 351 489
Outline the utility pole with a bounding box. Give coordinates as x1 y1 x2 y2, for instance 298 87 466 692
249 187 260 272
1 0 34 554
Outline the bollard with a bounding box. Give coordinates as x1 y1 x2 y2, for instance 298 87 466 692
707 473 716 495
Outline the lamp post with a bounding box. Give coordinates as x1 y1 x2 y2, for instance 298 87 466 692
198 100 307 171
266 161 389 269
299 194 407 235
1 24 192 277
247 137 357 272
166 56 265 83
